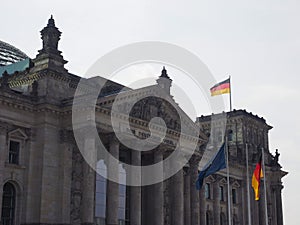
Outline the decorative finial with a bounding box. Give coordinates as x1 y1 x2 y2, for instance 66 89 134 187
39 15 61 54
160 66 170 79
47 15 55 27
1 70 10 89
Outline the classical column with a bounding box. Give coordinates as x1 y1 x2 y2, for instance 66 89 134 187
241 181 248 225
153 150 164 225
171 168 184 225
190 159 200 225
130 150 142 225
259 181 266 225
106 136 120 225
199 182 206 225
60 130 73 225
82 135 96 225
213 180 220 225
0 124 7 219
184 167 191 225
275 184 284 225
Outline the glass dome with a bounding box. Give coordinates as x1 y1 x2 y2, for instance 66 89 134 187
0 40 28 66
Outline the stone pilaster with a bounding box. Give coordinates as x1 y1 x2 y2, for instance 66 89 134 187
241 181 248 225
39 124 65 224
130 150 141 225
275 184 284 225
258 181 266 225
59 130 73 225
81 135 96 225
213 180 220 225
184 167 191 225
106 136 119 225
0 123 7 219
153 150 164 225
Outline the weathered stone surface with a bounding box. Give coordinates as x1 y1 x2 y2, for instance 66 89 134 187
0 17 286 225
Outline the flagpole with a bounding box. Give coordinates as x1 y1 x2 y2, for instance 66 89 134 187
246 143 252 225
225 136 232 225
262 147 268 225
229 75 232 112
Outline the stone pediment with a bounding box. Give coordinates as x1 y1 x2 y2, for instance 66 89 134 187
219 177 227 185
8 128 28 140
106 84 205 138
206 175 216 183
232 180 240 188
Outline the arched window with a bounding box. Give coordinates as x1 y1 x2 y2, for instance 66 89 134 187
1 182 16 225
206 211 212 225
233 215 238 225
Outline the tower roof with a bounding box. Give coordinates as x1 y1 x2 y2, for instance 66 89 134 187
160 66 171 79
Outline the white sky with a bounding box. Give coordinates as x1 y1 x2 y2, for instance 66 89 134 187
2 0 300 224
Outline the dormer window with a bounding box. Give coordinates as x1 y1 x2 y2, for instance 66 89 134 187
8 140 20 164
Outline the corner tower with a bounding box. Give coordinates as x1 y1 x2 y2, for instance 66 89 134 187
32 15 67 73
156 66 172 94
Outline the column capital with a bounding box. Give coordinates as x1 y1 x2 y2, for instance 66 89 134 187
108 133 119 145
0 121 9 135
271 183 284 191
183 165 190 176
189 155 201 169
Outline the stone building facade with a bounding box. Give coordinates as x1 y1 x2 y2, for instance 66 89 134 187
196 111 287 225
0 17 286 225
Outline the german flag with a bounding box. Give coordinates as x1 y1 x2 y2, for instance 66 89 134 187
210 78 230 96
252 156 264 201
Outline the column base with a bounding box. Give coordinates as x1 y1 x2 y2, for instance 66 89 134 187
21 224 71 225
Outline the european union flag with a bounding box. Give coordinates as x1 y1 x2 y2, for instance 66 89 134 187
196 143 227 190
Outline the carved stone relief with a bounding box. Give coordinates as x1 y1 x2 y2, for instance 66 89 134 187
70 148 84 225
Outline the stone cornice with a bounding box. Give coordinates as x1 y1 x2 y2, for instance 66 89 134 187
8 69 78 88
0 93 207 149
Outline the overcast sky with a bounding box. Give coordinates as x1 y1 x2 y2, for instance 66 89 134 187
2 0 300 224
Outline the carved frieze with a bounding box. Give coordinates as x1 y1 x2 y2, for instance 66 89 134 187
70 148 84 225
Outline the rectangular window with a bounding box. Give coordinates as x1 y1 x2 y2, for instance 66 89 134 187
232 189 237 204
9 141 20 164
219 186 224 201
205 183 211 199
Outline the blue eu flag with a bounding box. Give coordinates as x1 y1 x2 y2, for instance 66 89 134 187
196 143 227 190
